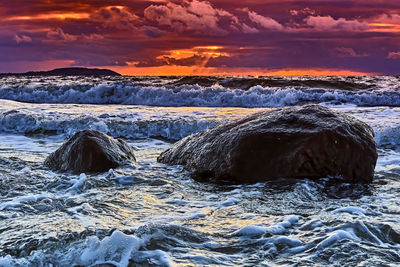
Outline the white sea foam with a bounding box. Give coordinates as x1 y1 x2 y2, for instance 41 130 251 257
0 255 13 266
76 230 173 267
234 225 266 237
79 230 142 266
316 229 359 250
218 197 240 208
375 125 400 148
2 81 400 108
0 230 174 267
67 173 87 193
331 206 382 216
0 193 53 211
235 215 300 237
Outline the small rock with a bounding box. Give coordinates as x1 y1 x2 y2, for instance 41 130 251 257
45 130 136 173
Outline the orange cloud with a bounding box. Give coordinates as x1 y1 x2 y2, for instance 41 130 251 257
3 12 90 21
369 23 400 33
135 45 232 70
161 46 230 60
365 14 400 33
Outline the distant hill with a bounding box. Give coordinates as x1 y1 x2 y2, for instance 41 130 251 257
0 67 121 76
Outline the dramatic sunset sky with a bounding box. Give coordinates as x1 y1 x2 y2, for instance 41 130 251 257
1 0 400 75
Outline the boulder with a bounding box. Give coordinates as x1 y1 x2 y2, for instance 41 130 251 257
45 130 136 173
157 105 377 183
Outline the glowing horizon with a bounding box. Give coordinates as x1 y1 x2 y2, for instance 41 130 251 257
109 66 373 76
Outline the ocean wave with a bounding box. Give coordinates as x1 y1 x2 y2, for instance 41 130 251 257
1 106 400 148
2 81 400 107
0 108 218 140
170 76 378 91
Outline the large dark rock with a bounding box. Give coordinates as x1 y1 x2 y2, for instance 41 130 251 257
45 130 136 173
158 105 377 184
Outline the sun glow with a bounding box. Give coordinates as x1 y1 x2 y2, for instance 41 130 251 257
369 23 400 32
110 65 372 76
158 46 230 60
4 12 90 21
105 5 125 9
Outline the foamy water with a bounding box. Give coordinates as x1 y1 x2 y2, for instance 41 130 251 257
0 75 400 107
0 76 400 266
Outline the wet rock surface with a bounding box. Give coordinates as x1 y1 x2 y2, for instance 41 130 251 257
158 104 377 183
44 130 136 173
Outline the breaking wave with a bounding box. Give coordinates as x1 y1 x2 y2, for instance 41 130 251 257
1 102 400 148
0 76 400 107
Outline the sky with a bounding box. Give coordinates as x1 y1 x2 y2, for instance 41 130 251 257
1 0 400 75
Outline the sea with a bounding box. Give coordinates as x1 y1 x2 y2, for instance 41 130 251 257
0 75 400 266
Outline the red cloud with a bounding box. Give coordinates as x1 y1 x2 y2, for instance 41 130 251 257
248 11 284 31
46 27 104 42
47 27 77 41
14 34 32 43
334 47 368 58
144 0 241 35
91 6 140 31
305 16 369 31
388 52 400 59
